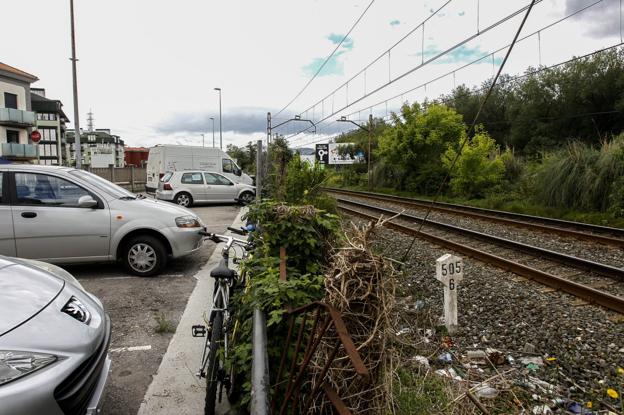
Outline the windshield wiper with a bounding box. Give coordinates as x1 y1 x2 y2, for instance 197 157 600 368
119 195 137 200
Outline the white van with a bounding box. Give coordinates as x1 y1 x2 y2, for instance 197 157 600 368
146 145 252 192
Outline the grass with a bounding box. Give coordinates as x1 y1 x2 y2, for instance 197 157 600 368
394 368 451 414
154 312 176 334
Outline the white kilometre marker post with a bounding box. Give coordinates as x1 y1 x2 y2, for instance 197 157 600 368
435 254 464 335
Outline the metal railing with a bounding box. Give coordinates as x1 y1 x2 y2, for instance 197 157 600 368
0 143 37 159
251 302 369 415
0 108 36 126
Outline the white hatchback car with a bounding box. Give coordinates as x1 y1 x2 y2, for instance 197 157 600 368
0 165 205 276
156 171 256 207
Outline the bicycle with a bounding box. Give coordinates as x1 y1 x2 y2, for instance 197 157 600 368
192 226 254 415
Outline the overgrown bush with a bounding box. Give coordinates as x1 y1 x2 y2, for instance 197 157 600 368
278 154 337 212
228 202 340 408
442 129 505 198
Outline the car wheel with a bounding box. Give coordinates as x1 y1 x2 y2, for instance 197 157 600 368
123 235 167 277
175 192 193 207
238 191 255 205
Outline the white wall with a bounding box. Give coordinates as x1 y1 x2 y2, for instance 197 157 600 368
0 80 27 110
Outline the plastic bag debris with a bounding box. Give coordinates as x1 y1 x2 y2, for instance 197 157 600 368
411 355 430 369
474 384 499 399
438 353 453 364
520 356 544 366
435 367 462 381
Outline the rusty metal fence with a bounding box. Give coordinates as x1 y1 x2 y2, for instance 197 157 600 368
252 302 369 415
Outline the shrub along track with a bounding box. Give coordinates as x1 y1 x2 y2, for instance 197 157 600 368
333 198 624 315
324 187 624 248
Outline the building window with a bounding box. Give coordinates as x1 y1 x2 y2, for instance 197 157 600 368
40 128 57 142
4 93 17 109
88 135 96 142
6 130 19 143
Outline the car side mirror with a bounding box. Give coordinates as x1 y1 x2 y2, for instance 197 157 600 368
235 168 242 176
78 195 98 208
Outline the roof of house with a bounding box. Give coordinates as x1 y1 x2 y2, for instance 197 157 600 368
66 129 124 145
31 93 70 122
0 62 39 82
125 147 149 152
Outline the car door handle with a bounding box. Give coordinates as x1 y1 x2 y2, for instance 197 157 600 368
21 212 37 218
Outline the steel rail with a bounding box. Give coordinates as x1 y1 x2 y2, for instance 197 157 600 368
336 197 624 280
325 187 624 244
337 204 624 315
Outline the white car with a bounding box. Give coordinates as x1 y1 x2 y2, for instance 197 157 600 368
0 165 204 276
156 171 256 207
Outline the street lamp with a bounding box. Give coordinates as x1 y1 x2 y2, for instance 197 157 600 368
209 117 215 147
200 134 205 147
69 0 82 168
337 114 374 189
214 88 222 149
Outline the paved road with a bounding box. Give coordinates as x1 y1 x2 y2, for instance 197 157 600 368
65 203 241 415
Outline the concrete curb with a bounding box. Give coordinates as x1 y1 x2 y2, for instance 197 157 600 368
137 207 248 415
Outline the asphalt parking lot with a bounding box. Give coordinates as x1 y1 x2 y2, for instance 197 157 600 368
64 203 241 415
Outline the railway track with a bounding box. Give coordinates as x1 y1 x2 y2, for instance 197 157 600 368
325 187 624 247
335 198 624 315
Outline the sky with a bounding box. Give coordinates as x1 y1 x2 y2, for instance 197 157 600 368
2 0 622 149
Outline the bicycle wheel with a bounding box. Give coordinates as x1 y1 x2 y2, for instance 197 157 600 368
205 298 224 415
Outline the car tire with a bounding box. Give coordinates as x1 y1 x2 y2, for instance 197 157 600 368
123 235 167 277
238 191 255 205
175 192 193 207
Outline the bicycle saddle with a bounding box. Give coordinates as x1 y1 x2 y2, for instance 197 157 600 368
210 259 236 280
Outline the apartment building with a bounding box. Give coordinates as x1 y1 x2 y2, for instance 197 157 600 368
0 62 38 163
66 128 125 167
31 88 70 165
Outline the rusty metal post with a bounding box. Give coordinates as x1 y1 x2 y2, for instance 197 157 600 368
279 246 287 282
251 308 269 415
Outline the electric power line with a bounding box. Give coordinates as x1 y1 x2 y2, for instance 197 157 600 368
273 0 377 118
286 0 546 141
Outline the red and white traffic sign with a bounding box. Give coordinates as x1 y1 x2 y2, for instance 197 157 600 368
30 130 42 143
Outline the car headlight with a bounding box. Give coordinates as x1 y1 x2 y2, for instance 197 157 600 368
175 215 202 228
0 351 57 386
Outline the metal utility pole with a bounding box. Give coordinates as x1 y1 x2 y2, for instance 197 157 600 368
201 134 205 147
214 88 222 149
210 117 215 147
256 140 263 200
266 112 271 170
69 0 82 168
337 115 374 189
368 113 373 188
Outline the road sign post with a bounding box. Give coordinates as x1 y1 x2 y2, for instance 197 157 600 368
435 254 463 335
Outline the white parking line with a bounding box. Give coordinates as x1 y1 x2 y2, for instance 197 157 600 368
110 345 152 353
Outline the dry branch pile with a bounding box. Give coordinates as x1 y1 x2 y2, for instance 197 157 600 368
309 217 399 414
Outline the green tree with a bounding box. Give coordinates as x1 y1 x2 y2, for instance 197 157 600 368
377 103 466 194
442 128 505 198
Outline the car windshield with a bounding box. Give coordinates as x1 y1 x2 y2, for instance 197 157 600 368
69 169 136 199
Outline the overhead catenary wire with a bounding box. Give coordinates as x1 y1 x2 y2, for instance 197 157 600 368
273 0 376 119
400 0 538 262
289 0 612 143
339 0 608 120
286 0 546 141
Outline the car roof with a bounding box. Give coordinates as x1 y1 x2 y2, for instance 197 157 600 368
172 170 221 174
0 164 75 173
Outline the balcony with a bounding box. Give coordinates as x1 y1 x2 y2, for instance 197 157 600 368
0 143 37 159
0 108 36 127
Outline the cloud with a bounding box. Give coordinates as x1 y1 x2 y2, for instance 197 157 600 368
566 0 620 38
154 108 269 135
389 19 401 26
417 45 503 65
302 33 354 77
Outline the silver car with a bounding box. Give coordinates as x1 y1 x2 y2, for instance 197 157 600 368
155 170 255 207
0 256 111 415
0 165 204 276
